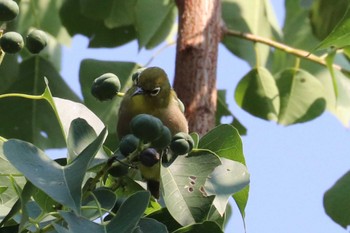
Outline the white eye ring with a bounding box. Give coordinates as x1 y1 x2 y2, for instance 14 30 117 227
150 87 161 96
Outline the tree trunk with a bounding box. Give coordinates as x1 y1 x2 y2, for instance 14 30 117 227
174 0 221 136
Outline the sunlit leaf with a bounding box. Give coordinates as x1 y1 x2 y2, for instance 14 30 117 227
205 158 250 216
161 150 221 226
314 3 350 50
275 68 326 125
135 0 176 49
222 0 281 66
309 0 349 40
324 170 350 228
235 67 280 122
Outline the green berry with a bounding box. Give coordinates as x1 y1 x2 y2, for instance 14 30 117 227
0 0 19 22
108 163 129 177
170 132 194 155
26 30 48 54
139 148 160 167
91 73 121 101
151 126 172 149
130 114 163 142
0 31 24 54
119 134 139 156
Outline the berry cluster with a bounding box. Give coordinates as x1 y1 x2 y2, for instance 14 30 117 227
0 0 48 54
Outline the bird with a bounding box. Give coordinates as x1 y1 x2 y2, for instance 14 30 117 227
117 66 188 198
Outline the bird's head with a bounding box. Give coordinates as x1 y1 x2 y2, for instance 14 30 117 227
132 67 172 107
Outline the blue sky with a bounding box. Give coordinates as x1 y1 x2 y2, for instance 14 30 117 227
59 1 350 232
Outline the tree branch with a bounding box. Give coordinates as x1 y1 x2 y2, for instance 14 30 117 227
223 28 350 75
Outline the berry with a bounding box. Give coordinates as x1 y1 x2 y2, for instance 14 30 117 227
108 163 129 177
91 73 121 101
139 148 160 167
26 30 48 54
119 134 139 156
130 114 163 143
151 126 172 149
170 132 194 155
0 0 19 22
0 31 24 54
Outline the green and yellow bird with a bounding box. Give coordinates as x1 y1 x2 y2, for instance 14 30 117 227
117 67 188 197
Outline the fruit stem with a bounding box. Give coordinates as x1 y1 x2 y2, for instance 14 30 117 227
0 93 44 100
116 92 125 97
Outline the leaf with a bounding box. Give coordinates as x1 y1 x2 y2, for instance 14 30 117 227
221 0 281 66
172 221 223 233
198 125 249 222
0 57 80 149
60 0 136 48
146 208 182 232
17 0 71 45
105 0 137 28
80 0 113 21
275 68 326 125
107 191 150 233
3 127 107 214
314 2 350 50
161 150 221 226
59 211 104 233
309 0 349 40
137 218 168 233
79 59 139 149
204 158 250 216
135 0 176 49
217 90 247 135
81 188 116 220
67 118 108 168
199 124 245 165
322 54 350 127
235 67 280 122
324 170 350 228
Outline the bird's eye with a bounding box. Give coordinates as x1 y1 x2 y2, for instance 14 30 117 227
150 87 161 96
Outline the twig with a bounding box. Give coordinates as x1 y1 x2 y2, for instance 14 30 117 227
222 28 350 75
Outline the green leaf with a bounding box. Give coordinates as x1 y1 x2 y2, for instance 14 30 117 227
3 127 107 214
67 118 108 168
137 218 168 233
275 68 326 125
324 170 350 228
199 124 245 165
221 0 281 66
59 211 104 233
314 2 350 50
18 0 71 45
161 150 221 226
217 90 247 135
135 0 176 49
79 59 139 149
60 0 136 48
205 158 250 216
146 208 182 232
81 188 116 220
0 57 80 149
309 0 349 40
198 125 249 222
80 0 113 21
235 67 280 122
172 221 223 233
105 0 136 28
107 191 150 233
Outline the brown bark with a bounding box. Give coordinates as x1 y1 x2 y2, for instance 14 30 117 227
174 0 221 136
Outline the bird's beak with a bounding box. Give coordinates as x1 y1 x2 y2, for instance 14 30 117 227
132 87 144 96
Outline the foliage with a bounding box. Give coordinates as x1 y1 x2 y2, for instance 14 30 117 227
0 0 349 231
